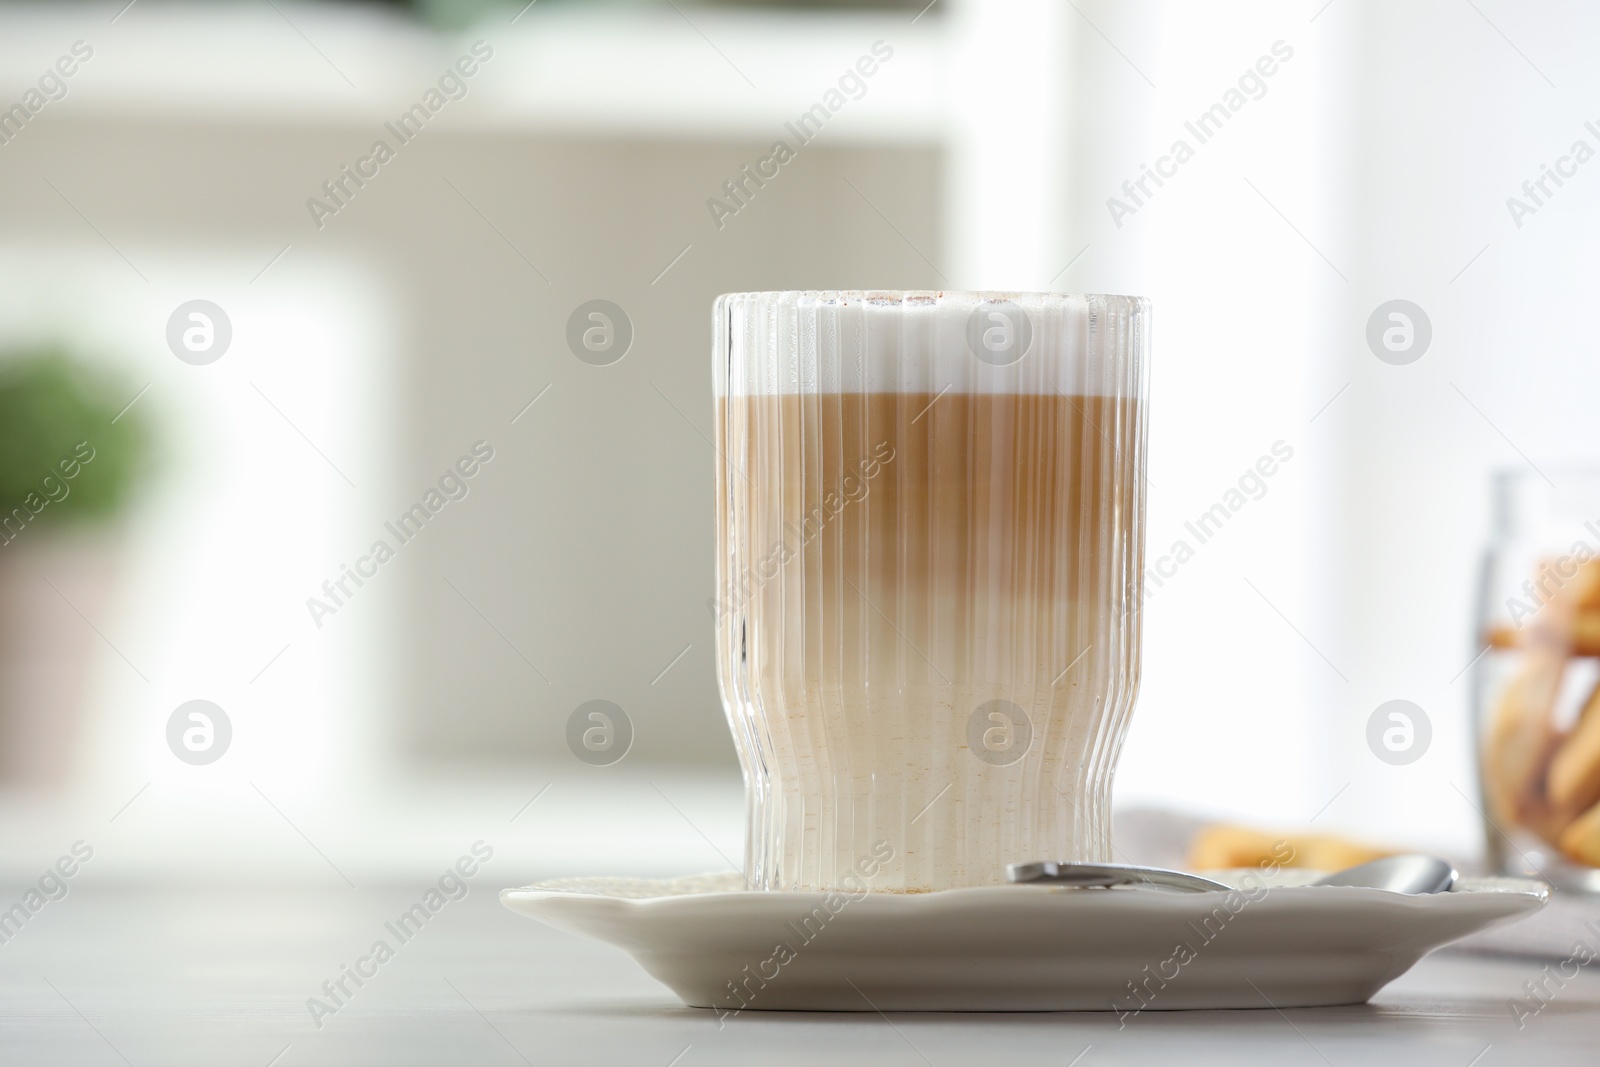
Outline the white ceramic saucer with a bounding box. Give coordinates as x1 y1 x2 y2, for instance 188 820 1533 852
501 870 1547 1014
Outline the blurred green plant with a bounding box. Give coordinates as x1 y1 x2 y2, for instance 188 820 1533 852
0 350 149 528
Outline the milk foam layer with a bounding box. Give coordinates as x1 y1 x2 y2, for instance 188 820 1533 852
714 291 1148 398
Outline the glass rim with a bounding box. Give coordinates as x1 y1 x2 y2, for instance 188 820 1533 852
1493 465 1600 482
714 290 1149 307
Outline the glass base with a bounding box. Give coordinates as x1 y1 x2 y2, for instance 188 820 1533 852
743 772 1114 893
1490 837 1600 894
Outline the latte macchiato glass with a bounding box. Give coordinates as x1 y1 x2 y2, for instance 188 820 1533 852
713 292 1148 892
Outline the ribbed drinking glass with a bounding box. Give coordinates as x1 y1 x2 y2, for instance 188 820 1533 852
713 291 1149 892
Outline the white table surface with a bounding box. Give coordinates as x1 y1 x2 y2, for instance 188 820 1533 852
3 880 1597 1066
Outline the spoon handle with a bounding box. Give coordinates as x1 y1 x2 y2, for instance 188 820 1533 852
1008 861 1232 892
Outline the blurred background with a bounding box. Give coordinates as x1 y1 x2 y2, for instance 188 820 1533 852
0 0 1592 887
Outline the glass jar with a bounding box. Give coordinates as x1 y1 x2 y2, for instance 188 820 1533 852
1475 467 1600 891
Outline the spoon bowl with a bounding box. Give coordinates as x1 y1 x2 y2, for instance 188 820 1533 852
1312 854 1457 895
